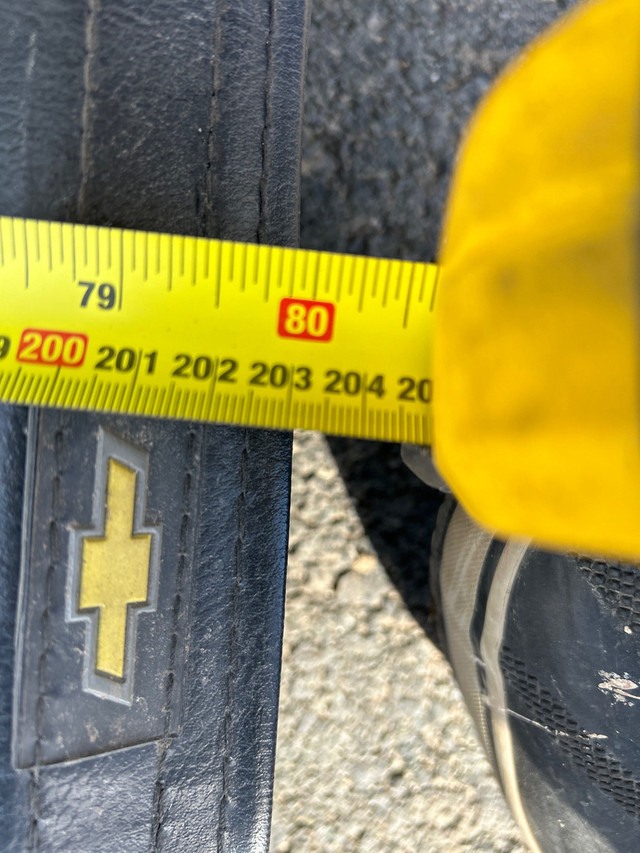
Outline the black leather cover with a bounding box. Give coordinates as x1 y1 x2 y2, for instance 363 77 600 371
0 0 308 849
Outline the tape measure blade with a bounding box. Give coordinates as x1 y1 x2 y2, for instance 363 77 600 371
0 217 436 444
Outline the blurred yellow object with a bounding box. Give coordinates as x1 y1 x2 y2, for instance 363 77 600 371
434 0 640 559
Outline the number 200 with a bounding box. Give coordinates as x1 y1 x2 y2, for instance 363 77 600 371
17 329 88 367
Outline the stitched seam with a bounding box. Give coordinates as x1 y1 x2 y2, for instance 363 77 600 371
150 428 199 851
257 0 275 243
217 434 249 852
77 0 100 220
28 424 64 852
203 5 223 237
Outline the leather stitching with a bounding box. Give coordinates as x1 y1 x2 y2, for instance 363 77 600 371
28 422 65 852
257 0 275 243
78 0 100 220
151 427 199 850
217 434 249 851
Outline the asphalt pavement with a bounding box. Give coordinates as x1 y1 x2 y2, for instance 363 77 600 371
271 1 576 850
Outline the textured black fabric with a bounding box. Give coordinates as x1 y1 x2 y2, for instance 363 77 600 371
0 0 307 849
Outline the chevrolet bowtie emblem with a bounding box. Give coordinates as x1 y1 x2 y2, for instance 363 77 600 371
67 430 161 704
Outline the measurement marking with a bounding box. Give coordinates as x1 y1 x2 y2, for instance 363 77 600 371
212 391 222 422
172 387 182 418
360 372 368 431
335 254 345 303
383 410 389 442
291 399 299 429
216 243 222 308
95 381 107 411
236 393 246 425
345 406 353 437
81 374 97 409
348 257 357 296
240 242 247 291
104 381 119 411
312 253 320 301
9 218 16 259
415 415 422 445
180 236 185 277
0 221 4 266
430 264 441 311
51 376 68 408
107 228 112 269
156 233 161 274
245 389 254 423
325 254 333 295
203 359 219 421
405 409 413 444
23 221 29 288
403 264 415 329
228 242 235 283
391 410 398 442
219 393 229 422
193 390 204 420
144 232 149 280
47 222 53 271
0 370 12 399
371 258 380 299
382 261 391 307
90 379 103 410
297 250 307 295
418 264 427 303
168 238 173 291
125 349 142 409
150 386 161 417
192 240 197 285
18 373 33 404
180 389 192 419
131 230 136 271
95 228 100 274
284 366 295 422
264 245 272 302
71 377 85 408
165 381 175 414
118 229 124 310
395 263 404 301
227 394 238 423
33 220 40 262
87 376 101 408
274 398 283 429
289 249 296 296
60 377 76 409
358 261 366 312
139 385 150 416
321 397 330 433
30 375 43 405
266 397 276 429
58 223 64 264
82 226 88 268
12 371 27 403
59 379 75 408
70 226 76 281
106 382 120 411
131 384 143 414
204 239 211 280
44 367 61 406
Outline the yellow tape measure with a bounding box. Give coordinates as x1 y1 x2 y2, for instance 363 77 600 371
0 217 437 444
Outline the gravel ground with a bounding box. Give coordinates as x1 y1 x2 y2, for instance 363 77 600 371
271 1 577 850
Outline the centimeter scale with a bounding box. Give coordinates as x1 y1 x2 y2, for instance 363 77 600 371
0 217 437 445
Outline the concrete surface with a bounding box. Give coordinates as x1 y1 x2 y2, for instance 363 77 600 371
271 1 577 850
